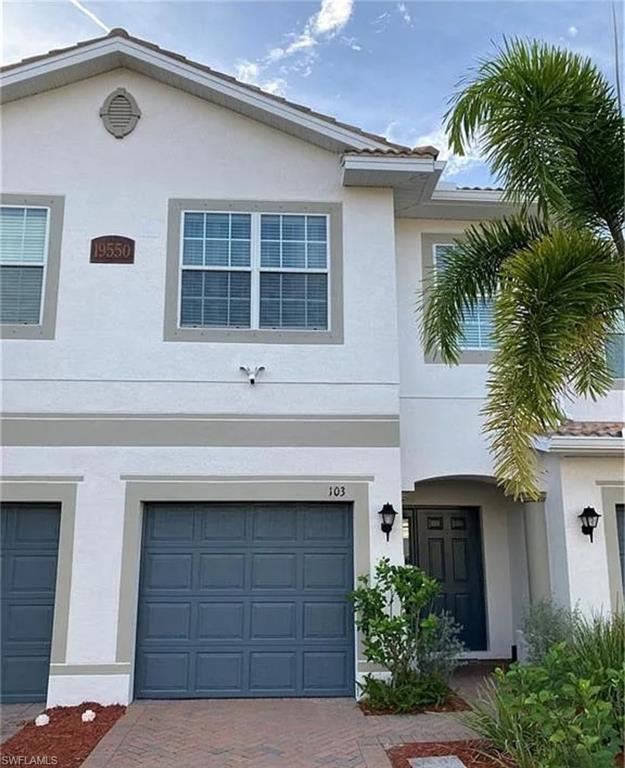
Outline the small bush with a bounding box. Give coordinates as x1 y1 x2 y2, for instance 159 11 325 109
468 644 621 768
523 603 624 739
359 672 450 714
572 612 625 741
350 558 465 713
522 599 579 663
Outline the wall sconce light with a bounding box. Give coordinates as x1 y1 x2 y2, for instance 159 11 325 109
379 503 398 541
578 506 601 543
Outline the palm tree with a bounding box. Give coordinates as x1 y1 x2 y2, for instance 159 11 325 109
421 40 624 500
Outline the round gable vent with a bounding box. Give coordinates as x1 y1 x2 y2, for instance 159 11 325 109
100 88 141 138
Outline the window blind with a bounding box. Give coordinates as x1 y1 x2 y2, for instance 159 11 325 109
0 206 48 324
180 212 252 328
434 243 494 350
259 214 328 329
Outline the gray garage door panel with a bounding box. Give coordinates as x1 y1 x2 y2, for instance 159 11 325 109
135 503 354 698
1 504 60 703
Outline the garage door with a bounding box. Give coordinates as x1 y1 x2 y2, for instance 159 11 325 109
1 503 60 703
135 503 354 698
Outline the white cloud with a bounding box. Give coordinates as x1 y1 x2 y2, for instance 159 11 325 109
568 25 579 38
232 0 355 96
397 2 412 27
235 59 287 96
341 36 362 52
234 60 259 83
385 122 485 179
313 0 353 35
262 78 288 96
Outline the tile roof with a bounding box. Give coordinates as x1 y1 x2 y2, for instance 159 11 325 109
552 420 624 438
1 27 422 155
456 186 505 192
344 146 439 159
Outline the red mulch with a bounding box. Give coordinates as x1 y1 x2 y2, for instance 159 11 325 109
359 691 471 716
387 740 515 768
0 702 126 768
388 741 625 768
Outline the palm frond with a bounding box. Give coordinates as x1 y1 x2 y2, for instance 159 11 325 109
483 229 623 499
445 38 624 248
421 215 549 363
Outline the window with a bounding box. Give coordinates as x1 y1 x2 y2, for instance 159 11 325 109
434 243 494 350
259 214 328 330
180 212 252 328
617 504 624 589
0 195 63 340
0 206 49 325
606 315 624 379
179 211 328 331
166 200 342 344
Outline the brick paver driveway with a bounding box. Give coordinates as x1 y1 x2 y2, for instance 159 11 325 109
83 697 475 768
0 702 43 743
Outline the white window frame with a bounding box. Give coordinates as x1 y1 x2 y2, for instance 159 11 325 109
433 242 495 352
177 209 331 332
0 204 51 327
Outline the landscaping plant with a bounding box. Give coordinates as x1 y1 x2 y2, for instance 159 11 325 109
350 557 464 712
421 39 624 500
468 610 625 766
522 599 581 663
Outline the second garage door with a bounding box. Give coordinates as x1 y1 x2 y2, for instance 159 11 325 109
135 502 354 698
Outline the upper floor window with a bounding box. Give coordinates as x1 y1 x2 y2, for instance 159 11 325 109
1 206 49 324
165 200 343 344
179 211 329 331
606 315 624 380
434 243 495 350
0 196 63 340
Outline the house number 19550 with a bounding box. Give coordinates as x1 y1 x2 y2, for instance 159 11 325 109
328 486 346 497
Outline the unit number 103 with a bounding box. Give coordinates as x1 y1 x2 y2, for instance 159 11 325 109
328 485 346 497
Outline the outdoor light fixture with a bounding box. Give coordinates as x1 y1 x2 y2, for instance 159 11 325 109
379 503 398 541
578 506 601 543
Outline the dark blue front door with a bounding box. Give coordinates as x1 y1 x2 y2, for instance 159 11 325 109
1 504 60 703
135 502 354 698
404 506 487 651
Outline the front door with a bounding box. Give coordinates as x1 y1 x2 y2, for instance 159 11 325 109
403 506 487 651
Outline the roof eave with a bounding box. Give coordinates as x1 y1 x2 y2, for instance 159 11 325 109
535 435 625 456
0 34 397 154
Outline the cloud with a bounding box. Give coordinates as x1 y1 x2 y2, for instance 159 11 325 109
568 25 579 38
385 122 485 179
68 0 109 33
234 59 287 96
341 36 362 52
313 0 353 35
232 0 355 96
234 60 259 83
397 2 413 27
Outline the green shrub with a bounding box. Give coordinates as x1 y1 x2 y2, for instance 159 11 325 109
349 558 465 712
523 603 624 739
572 612 625 740
468 643 622 768
522 599 580 663
359 672 450 714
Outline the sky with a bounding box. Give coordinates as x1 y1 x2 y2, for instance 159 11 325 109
2 0 621 186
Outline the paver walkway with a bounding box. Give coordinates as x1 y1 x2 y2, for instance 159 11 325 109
0 702 43 743
82 698 475 768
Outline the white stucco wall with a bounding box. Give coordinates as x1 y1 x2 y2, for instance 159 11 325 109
1 69 405 706
395 218 495 486
1 68 399 418
394 217 625 487
543 454 624 615
3 443 402 705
